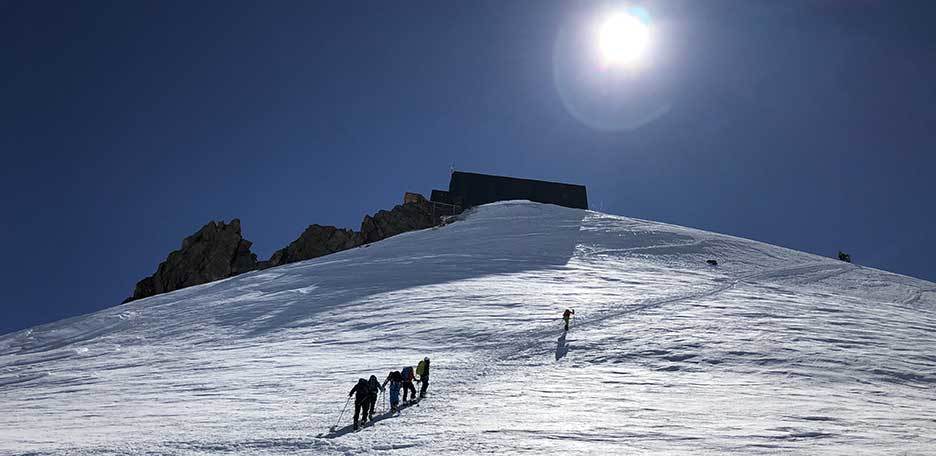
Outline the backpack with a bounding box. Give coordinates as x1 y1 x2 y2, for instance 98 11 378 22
368 377 381 394
416 360 427 377
402 366 414 381
354 378 368 397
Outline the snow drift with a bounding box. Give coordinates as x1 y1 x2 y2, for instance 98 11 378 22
1 201 934 455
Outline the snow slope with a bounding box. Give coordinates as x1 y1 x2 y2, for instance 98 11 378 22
1 201 935 455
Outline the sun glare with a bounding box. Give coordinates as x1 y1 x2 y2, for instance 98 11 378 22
597 11 650 67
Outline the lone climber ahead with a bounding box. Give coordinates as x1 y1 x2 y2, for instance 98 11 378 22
416 357 430 399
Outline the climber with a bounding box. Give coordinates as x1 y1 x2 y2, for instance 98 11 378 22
401 365 417 402
562 308 575 331
382 370 403 412
416 357 430 399
366 374 384 420
348 378 370 430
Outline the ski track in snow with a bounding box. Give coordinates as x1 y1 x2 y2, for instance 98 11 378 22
1 201 934 455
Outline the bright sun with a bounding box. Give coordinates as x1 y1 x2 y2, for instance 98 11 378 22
596 11 650 67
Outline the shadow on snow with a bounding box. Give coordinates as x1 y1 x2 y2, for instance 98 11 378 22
318 398 422 439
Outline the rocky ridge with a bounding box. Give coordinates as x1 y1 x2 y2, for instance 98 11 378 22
125 196 437 302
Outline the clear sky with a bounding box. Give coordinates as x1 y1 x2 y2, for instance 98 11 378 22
2 0 934 335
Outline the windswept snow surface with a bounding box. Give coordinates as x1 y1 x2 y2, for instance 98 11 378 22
2 201 935 455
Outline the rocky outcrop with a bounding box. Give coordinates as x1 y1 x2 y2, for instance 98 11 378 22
125 195 444 302
360 201 435 244
262 224 363 268
261 201 435 268
125 219 258 302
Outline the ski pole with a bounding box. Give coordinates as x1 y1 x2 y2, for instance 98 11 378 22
335 396 352 428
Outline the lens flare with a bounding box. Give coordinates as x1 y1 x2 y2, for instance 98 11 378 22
553 6 668 131
597 11 650 67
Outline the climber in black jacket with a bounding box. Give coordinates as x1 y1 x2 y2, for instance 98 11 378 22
366 374 384 420
348 378 370 430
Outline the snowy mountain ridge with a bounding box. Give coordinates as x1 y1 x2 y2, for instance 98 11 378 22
1 201 934 455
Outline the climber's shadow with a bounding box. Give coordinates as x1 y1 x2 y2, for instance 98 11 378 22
555 331 569 361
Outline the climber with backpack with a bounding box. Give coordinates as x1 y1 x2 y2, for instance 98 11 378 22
382 370 403 412
348 378 371 430
401 365 417 402
416 357 430 399
366 374 384 421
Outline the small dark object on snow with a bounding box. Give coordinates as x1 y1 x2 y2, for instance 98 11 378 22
706 259 718 266
838 251 852 263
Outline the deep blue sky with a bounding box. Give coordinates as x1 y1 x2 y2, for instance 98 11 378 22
2 0 935 335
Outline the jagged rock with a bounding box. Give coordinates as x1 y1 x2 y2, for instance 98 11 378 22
124 219 258 302
124 195 446 303
360 201 435 244
263 224 363 268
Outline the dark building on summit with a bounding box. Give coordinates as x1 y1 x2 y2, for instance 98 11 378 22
429 171 588 214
